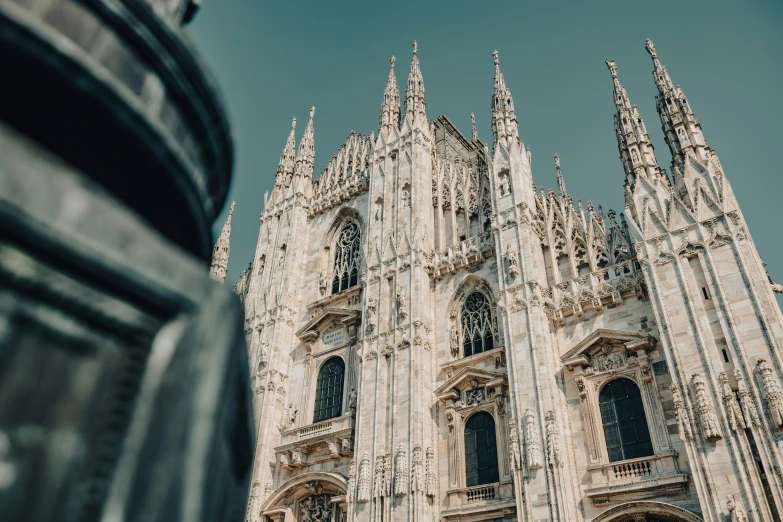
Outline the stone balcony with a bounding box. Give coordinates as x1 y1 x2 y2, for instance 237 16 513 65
425 231 495 279
442 482 516 520
585 453 688 505
276 414 355 467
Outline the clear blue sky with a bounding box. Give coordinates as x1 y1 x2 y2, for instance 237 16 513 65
189 0 783 306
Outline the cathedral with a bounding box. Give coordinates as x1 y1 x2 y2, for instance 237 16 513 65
212 40 783 522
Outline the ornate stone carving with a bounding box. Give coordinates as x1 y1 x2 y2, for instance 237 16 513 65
299 493 333 522
505 248 519 280
347 458 356 501
425 447 435 497
394 443 408 497
508 417 522 471
545 410 562 467
726 494 749 522
756 358 783 427
410 446 423 493
318 269 328 296
366 297 377 332
357 452 371 503
691 373 721 440
719 372 746 432
348 387 357 416
246 482 260 521
670 384 694 442
397 286 408 320
734 370 760 427
449 323 459 357
373 454 387 500
465 379 485 405
284 402 298 429
523 408 543 470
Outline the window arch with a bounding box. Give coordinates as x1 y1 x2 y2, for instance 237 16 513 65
464 411 499 487
599 378 654 462
461 291 495 357
331 222 361 294
313 357 345 423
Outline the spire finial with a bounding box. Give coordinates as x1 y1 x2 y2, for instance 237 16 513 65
605 58 618 79
294 106 315 178
380 54 401 133
404 40 426 125
210 200 235 284
554 154 567 198
491 49 518 148
645 39 657 58
471 112 477 141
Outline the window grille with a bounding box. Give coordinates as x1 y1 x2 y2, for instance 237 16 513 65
599 378 654 462
313 357 345 423
464 412 499 487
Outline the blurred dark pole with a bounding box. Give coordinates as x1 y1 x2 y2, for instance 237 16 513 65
0 0 254 520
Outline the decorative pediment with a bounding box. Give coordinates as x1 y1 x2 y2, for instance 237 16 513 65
562 329 655 369
435 367 507 402
297 307 360 345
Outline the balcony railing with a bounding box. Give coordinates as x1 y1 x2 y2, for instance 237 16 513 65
585 453 688 505
279 414 354 449
465 485 496 503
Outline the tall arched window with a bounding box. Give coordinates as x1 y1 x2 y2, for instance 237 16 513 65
313 357 345 423
461 291 495 357
332 223 361 294
464 412 499 487
599 378 654 462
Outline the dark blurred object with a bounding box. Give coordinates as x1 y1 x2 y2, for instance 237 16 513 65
0 1 253 521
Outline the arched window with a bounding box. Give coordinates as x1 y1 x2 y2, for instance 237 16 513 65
461 291 495 357
332 223 361 294
313 357 345 423
599 378 654 462
464 412 499 487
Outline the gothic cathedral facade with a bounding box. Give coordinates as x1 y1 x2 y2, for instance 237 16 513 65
217 40 783 522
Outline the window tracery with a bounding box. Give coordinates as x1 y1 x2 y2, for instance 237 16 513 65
331 222 361 294
460 291 496 357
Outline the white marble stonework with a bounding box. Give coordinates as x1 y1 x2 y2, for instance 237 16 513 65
217 40 783 522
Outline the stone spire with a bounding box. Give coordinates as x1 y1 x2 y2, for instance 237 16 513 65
404 41 426 126
471 112 478 141
379 56 401 136
294 107 315 178
554 153 567 198
606 58 661 188
210 200 234 283
491 50 519 150
275 117 297 190
645 39 709 166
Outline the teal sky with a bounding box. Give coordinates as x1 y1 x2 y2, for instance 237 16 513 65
190 0 783 305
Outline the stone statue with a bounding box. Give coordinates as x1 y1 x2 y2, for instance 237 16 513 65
757 358 783 427
692 373 721 439
348 387 357 414
285 402 298 429
726 494 748 522
506 248 519 280
397 285 409 320
318 269 327 295
449 326 459 357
